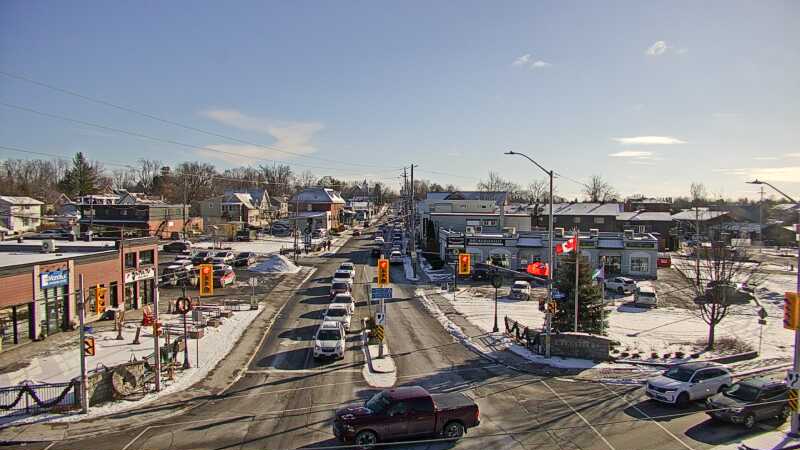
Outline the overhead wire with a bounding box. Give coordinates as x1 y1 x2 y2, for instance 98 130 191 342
0 69 402 170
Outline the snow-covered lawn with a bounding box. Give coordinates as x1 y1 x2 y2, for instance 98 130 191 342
193 236 297 255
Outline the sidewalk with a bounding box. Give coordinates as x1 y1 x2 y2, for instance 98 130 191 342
0 267 315 443
712 429 799 450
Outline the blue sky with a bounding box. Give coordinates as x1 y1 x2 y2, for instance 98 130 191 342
0 1 797 200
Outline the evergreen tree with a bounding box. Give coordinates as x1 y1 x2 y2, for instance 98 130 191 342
58 152 102 197
552 252 607 334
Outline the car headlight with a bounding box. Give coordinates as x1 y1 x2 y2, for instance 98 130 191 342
344 425 355 432
729 407 745 414
336 341 344 349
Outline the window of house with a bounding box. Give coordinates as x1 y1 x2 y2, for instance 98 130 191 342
306 204 312 211
125 252 137 268
22 218 29 226
482 219 498 226
594 217 605 224
630 256 649 273
120 209 128 216
139 250 154 265
573 217 581 223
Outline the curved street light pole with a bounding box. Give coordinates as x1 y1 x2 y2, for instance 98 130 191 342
505 151 554 358
747 179 800 436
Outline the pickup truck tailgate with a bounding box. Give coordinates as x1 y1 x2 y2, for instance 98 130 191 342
431 392 474 411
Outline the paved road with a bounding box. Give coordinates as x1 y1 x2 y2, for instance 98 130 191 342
38 230 786 450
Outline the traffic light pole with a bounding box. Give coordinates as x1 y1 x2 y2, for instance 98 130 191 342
78 275 88 413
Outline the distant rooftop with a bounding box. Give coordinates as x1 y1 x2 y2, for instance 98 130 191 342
0 196 44 205
671 209 729 221
543 202 623 216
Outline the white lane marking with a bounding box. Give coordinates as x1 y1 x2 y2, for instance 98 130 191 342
541 380 617 450
600 383 694 450
245 368 362 374
120 426 152 450
43 443 56 450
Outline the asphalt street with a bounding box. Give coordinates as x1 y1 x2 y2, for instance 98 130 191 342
31 231 787 450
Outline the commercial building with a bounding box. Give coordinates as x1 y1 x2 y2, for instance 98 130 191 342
0 237 159 350
541 203 624 233
289 188 346 230
439 228 659 278
80 203 194 239
615 211 676 251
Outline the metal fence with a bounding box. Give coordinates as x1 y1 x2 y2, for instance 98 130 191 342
0 380 80 417
504 316 539 349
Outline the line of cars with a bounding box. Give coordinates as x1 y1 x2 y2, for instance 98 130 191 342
371 224 405 263
644 361 791 429
160 241 257 288
314 262 357 360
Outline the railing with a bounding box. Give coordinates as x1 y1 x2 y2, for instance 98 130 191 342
0 380 80 417
504 316 539 350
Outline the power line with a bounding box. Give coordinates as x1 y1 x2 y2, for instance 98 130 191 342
0 101 399 177
0 69 402 171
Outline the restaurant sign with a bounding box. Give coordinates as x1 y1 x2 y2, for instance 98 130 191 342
125 267 155 283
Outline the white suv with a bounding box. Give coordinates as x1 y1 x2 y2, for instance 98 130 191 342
323 304 352 332
313 321 346 360
333 270 354 287
331 293 355 314
604 277 637 294
338 262 355 277
645 362 732 407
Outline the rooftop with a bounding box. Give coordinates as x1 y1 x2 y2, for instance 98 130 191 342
671 209 729 221
543 202 623 216
0 195 44 205
616 211 674 222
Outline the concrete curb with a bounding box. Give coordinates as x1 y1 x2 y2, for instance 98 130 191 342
0 267 317 444
360 325 395 375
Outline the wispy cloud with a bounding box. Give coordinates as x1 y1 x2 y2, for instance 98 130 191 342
609 151 653 158
645 41 686 56
613 136 686 145
446 151 462 157
786 152 800 158
753 156 779 161
512 53 551 69
199 109 324 161
714 166 800 183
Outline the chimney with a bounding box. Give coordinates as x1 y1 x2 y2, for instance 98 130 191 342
589 228 599 237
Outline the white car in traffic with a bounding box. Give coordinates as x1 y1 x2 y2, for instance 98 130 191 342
323 304 352 332
333 269 354 286
645 362 732 406
331 293 355 314
604 276 637 294
313 321 346 360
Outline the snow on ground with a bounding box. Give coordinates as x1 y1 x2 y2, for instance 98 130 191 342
249 254 300 274
193 236 296 255
362 343 397 388
419 256 452 282
415 288 483 355
0 305 262 424
403 256 419 281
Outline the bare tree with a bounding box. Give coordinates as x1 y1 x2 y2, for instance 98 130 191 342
111 168 137 190
295 170 317 190
582 175 617 202
477 171 520 194
259 164 294 197
692 243 764 349
135 159 162 194
690 182 707 205
526 180 548 203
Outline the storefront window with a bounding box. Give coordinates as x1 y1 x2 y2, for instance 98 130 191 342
139 250 154 265
125 283 136 309
41 285 68 335
139 279 153 305
109 282 119 308
0 304 32 348
125 253 137 268
631 256 650 273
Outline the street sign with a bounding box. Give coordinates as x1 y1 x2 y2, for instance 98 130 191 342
371 287 393 299
373 325 385 341
787 370 800 389
84 336 96 356
375 312 385 326
758 319 767 325
759 307 768 320
248 277 258 287
552 289 566 300
175 297 191 314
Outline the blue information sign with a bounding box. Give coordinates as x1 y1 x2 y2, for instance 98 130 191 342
371 288 393 299
40 269 69 288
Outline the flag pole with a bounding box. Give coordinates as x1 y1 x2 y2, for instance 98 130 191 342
574 227 579 333
601 256 605 335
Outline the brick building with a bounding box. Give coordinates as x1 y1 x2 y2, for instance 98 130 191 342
81 204 195 239
0 238 159 350
289 188 346 230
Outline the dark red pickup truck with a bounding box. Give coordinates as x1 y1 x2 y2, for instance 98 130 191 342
333 386 480 446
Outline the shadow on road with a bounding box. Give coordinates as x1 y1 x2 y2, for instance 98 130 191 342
684 417 778 445
623 399 706 422
277 324 318 341
255 348 311 370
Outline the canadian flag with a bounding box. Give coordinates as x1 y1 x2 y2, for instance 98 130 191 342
526 262 550 276
555 236 577 255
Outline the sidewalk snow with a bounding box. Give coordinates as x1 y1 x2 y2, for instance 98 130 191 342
403 256 419 281
419 256 452 282
249 254 300 274
416 288 484 355
711 428 796 450
0 305 262 425
362 343 397 388
193 236 296 255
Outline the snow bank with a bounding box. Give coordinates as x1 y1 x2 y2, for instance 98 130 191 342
249 255 301 274
415 289 482 354
403 256 419 281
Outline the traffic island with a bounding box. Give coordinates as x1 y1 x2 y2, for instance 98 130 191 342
361 325 396 388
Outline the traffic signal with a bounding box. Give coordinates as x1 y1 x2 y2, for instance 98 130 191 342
458 253 471 275
94 285 108 314
547 301 557 315
785 292 799 330
84 336 96 356
199 264 214 296
377 258 390 286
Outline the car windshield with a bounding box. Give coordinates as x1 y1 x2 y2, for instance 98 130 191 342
197 252 210 257
317 329 341 341
663 366 694 382
365 392 391 413
623 280 635 285
215 252 228 257
513 282 527 288
724 383 760 402
639 291 655 297
326 308 347 317
332 283 348 290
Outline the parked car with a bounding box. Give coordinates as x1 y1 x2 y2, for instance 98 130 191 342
353 229 362 236
213 264 236 287
333 386 480 446
333 269 354 286
645 362 732 407
705 377 790 429
389 250 403 265
192 251 214 264
313 320 346 360
161 259 194 286
32 229 71 240
509 280 531 300
604 277 637 294
234 251 257 267
634 283 658 307
331 293 356 314
163 241 192 253
657 253 672 268
214 251 235 264
374 236 385 245
330 281 351 299
236 229 257 241
323 304 352 332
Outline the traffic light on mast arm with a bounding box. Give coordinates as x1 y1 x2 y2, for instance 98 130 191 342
199 264 214 296
458 253 471 275
377 259 390 286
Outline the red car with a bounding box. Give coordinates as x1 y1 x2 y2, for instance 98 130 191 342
657 253 672 268
333 386 480 446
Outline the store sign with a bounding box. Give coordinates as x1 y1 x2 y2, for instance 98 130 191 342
467 238 504 246
40 269 69 288
125 267 155 283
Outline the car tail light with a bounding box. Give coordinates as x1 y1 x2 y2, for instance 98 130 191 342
475 408 480 421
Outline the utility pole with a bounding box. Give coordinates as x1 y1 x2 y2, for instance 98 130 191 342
182 175 188 240
758 185 764 245
78 275 88 413
152 254 161 392
695 204 701 287
293 194 299 264
402 167 408 225
573 228 580 333
410 164 417 277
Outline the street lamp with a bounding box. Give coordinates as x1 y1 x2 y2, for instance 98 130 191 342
505 150 555 358
746 179 800 436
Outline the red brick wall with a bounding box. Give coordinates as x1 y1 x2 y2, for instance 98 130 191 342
0 272 34 308
75 258 121 288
